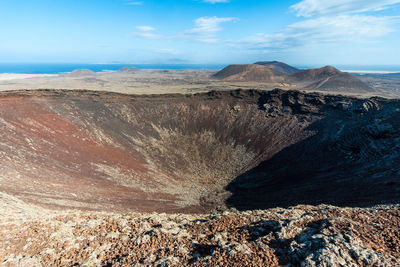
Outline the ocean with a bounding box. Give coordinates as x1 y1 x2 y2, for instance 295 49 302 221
0 63 399 74
0 63 226 74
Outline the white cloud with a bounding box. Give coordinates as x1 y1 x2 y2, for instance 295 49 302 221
233 0 400 53
136 26 155 31
127 1 143 5
235 15 399 51
202 0 229 4
183 16 237 43
193 16 237 33
287 15 397 40
131 32 166 39
291 0 400 17
131 16 237 43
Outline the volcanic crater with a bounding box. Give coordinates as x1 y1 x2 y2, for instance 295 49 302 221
1 89 399 213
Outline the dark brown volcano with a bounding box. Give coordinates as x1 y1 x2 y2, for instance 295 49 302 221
212 64 286 83
254 61 300 74
289 65 341 82
288 66 375 93
214 64 374 93
0 89 398 213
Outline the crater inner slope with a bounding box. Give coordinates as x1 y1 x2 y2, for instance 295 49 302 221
0 89 399 213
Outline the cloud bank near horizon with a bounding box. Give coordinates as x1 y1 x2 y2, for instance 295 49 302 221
130 0 400 54
232 0 400 55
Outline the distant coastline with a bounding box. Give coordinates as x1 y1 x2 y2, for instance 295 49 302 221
342 70 400 74
0 63 226 74
0 63 399 75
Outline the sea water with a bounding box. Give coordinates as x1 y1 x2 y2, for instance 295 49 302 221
0 63 399 74
0 63 226 74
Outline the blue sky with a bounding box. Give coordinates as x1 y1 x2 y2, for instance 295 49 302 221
0 0 399 65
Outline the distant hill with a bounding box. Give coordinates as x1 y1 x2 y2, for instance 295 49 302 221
118 67 139 73
289 66 341 82
289 66 374 93
303 72 375 93
212 64 286 83
213 64 374 93
66 69 96 77
254 61 300 74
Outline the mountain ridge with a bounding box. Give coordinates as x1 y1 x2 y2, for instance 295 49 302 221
213 63 375 93
254 61 300 74
212 64 286 83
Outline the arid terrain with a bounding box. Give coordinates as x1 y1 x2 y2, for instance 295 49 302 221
1 65 400 98
1 65 400 266
1 193 399 266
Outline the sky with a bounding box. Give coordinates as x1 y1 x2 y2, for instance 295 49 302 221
0 0 400 65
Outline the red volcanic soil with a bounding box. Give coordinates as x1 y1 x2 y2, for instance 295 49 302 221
0 89 399 214
1 89 400 267
1 200 399 266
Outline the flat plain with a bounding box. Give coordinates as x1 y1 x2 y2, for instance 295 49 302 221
1 69 399 98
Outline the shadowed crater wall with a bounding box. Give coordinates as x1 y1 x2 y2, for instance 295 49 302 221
0 89 399 213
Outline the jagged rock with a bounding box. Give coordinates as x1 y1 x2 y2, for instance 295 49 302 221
1 195 399 266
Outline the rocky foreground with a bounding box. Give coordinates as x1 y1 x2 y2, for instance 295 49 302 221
1 193 399 266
